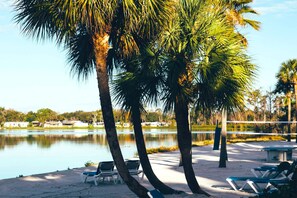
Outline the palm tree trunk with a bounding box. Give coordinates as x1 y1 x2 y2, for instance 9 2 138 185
174 99 209 196
93 33 148 197
219 109 228 168
288 96 291 142
294 83 297 143
131 105 180 194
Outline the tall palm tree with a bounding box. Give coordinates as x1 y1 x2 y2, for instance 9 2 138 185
160 0 255 188
194 14 255 168
159 0 227 194
14 0 173 196
275 59 297 142
113 48 180 194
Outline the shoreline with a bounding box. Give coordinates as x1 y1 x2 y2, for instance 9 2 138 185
1 140 296 197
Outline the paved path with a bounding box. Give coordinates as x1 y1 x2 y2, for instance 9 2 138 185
0 140 296 197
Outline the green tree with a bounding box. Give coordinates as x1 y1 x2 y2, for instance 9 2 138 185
159 0 223 194
14 0 173 196
223 0 260 45
25 111 37 122
5 109 25 122
246 89 262 121
160 0 255 188
113 52 179 194
0 107 6 124
275 59 297 142
146 112 160 122
36 108 58 123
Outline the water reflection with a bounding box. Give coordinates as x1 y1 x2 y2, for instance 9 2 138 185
0 129 262 150
0 129 258 180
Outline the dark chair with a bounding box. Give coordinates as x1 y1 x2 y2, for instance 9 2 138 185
247 163 297 193
126 160 144 179
226 161 292 192
117 160 144 183
251 161 293 178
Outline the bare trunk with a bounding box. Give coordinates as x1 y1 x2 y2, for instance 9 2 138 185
219 109 228 168
93 33 148 197
131 106 181 194
174 98 209 196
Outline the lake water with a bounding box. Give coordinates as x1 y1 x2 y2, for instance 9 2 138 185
0 128 258 180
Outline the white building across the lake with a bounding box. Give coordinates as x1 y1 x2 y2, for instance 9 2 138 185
4 122 29 128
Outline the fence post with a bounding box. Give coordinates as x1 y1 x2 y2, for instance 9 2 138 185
213 120 221 150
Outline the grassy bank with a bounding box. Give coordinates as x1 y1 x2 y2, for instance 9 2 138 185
145 135 286 154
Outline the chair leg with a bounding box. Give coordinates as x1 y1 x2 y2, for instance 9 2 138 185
141 172 145 180
226 178 241 191
247 180 262 193
81 174 88 183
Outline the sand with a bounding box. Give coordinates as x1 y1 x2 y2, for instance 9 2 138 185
0 140 296 198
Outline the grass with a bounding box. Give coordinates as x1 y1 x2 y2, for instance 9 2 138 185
146 146 179 154
145 135 287 154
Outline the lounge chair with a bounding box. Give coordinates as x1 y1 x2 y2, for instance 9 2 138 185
81 161 116 185
246 164 297 194
147 189 164 198
126 160 144 180
226 161 292 192
117 159 144 183
251 161 293 178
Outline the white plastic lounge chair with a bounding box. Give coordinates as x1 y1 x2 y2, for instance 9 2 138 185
81 161 116 185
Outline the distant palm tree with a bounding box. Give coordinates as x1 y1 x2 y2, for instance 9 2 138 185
14 0 173 196
275 59 297 142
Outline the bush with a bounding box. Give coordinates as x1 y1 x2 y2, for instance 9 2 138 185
84 161 96 167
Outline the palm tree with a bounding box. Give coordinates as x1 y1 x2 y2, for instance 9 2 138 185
14 0 173 196
275 59 297 142
223 0 260 45
160 0 255 184
158 0 230 194
113 49 180 194
195 16 255 168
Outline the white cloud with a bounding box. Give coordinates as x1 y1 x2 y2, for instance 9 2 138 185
255 0 297 15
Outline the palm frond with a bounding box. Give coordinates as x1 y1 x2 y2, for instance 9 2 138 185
66 26 95 81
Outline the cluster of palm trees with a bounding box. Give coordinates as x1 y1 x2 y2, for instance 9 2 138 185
275 59 297 143
14 0 259 196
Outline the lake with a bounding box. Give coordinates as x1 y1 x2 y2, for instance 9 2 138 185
0 128 257 180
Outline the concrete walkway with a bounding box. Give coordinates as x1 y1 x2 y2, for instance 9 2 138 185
0 140 296 198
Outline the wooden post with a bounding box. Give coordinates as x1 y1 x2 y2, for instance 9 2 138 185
213 120 221 150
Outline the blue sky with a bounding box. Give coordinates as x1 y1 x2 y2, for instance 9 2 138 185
0 0 297 113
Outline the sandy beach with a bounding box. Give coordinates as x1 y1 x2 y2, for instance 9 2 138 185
0 140 296 198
